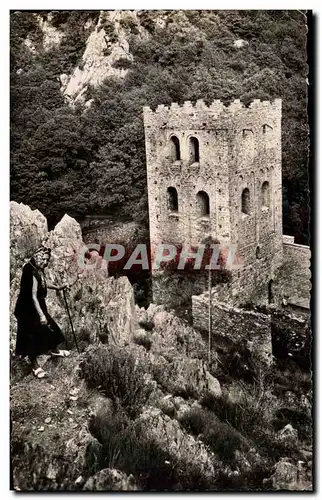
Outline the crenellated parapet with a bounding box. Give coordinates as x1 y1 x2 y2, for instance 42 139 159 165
143 98 282 134
143 98 281 115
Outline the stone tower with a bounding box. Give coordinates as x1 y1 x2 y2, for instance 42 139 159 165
143 99 284 306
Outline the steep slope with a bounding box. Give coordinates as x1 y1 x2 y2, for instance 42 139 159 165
10 202 312 491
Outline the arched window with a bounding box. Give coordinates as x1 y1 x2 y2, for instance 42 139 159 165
167 187 178 212
241 188 250 214
262 181 270 208
170 136 181 161
189 137 200 163
256 246 261 259
196 191 210 217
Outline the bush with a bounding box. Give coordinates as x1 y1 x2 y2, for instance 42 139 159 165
80 344 153 417
111 58 133 70
180 406 246 463
179 406 209 435
133 330 152 350
205 422 245 461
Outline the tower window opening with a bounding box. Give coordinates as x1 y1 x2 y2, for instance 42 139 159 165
256 246 261 259
170 135 181 161
167 187 178 212
189 137 200 163
241 188 250 214
196 191 210 217
262 181 270 208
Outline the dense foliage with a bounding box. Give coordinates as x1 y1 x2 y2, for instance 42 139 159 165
10 10 309 242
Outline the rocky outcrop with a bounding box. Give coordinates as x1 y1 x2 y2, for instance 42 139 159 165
152 354 221 400
38 14 64 51
148 307 210 361
10 202 137 351
62 11 138 105
137 406 216 483
263 458 312 491
10 201 48 281
136 305 221 399
83 469 138 491
276 424 298 448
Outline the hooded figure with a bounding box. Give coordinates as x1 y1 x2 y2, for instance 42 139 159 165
14 246 70 378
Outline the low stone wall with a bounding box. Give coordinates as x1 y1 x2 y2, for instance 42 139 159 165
81 217 140 246
192 295 272 362
153 271 208 309
279 239 311 309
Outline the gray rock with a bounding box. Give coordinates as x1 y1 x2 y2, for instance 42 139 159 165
176 403 191 422
173 396 186 409
137 406 215 482
146 303 165 323
263 458 312 491
205 371 222 398
83 468 138 491
276 424 298 447
158 395 176 417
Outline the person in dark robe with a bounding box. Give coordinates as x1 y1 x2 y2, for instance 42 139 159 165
14 246 70 378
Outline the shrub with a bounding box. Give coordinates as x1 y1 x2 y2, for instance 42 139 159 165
205 422 245 461
133 329 152 350
179 406 209 435
80 344 153 417
180 406 246 463
111 58 133 70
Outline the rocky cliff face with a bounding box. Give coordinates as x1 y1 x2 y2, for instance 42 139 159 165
62 11 137 104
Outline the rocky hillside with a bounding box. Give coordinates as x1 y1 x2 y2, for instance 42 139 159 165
10 10 309 242
10 202 312 491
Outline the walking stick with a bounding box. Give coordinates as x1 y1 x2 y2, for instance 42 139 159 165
62 287 80 354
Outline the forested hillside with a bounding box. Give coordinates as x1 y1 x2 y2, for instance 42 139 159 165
10 10 309 243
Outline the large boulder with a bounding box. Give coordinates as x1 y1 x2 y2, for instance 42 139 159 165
136 406 216 484
10 202 138 351
10 201 48 281
152 353 221 400
276 424 298 448
263 458 312 491
150 308 210 361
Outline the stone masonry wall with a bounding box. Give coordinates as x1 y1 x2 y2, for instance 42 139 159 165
152 270 208 309
143 99 283 306
81 217 139 246
277 236 311 309
192 295 272 362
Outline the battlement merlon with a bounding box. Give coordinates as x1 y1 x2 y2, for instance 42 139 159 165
143 98 282 130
